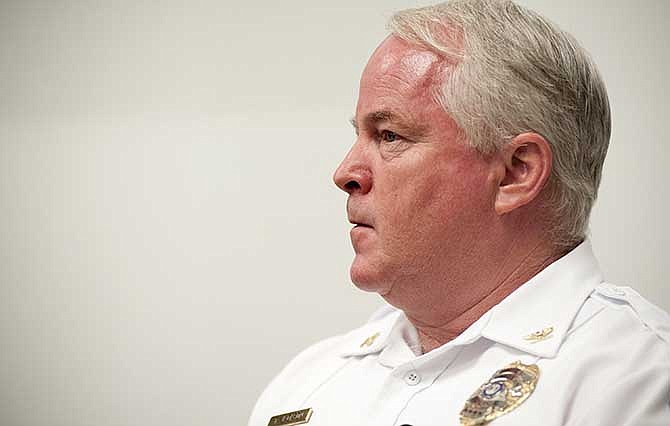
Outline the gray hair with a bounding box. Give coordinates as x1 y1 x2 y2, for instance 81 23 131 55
389 0 611 249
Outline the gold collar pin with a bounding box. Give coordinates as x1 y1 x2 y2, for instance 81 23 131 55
524 327 554 343
360 332 381 348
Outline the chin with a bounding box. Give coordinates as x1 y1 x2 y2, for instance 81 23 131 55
349 257 392 294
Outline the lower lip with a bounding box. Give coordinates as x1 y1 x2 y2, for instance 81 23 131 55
351 225 373 236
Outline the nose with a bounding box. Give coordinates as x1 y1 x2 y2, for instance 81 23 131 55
333 142 372 195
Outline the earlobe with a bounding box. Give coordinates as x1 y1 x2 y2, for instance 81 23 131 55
494 133 552 215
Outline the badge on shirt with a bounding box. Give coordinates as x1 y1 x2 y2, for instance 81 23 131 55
459 361 540 425
267 408 313 426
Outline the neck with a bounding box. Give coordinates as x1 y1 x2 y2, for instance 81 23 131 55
398 238 570 354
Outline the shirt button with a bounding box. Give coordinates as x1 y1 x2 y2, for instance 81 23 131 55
404 370 421 386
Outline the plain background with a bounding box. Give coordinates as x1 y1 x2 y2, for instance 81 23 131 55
1 0 668 425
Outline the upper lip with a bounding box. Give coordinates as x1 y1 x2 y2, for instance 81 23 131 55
347 201 373 228
348 214 373 228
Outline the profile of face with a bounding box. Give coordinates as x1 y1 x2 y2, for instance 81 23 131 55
333 36 501 302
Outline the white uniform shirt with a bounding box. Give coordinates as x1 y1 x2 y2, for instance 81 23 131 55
249 242 670 426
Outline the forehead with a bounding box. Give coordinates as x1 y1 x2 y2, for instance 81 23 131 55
357 36 444 122
364 36 440 84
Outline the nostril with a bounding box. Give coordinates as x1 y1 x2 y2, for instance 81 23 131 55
344 180 361 192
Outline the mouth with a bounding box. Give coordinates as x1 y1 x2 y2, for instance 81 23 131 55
349 218 373 229
352 223 373 229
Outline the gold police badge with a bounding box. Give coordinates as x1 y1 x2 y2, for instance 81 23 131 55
459 361 540 425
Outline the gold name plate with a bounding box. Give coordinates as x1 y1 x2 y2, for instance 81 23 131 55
267 408 313 426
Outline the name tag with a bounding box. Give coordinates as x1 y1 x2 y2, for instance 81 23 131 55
268 408 313 426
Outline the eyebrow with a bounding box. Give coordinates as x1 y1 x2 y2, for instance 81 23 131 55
349 110 428 138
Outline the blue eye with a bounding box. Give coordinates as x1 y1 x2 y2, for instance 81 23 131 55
380 130 399 143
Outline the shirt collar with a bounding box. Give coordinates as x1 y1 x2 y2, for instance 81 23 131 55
338 309 404 358
339 240 604 359
480 239 604 358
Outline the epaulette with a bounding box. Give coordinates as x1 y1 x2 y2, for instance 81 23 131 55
594 283 670 346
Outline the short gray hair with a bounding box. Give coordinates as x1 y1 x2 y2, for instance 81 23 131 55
389 0 611 249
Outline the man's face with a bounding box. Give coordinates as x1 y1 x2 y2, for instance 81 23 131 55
333 36 499 302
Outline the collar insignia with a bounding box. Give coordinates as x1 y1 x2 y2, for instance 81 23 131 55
360 332 381 348
460 361 540 425
523 327 554 343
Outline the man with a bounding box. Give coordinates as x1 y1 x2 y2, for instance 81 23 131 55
249 1 670 425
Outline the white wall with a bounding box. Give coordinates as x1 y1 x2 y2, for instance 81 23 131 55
1 1 667 425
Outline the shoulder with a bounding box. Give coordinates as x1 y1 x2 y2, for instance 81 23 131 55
558 282 670 385
563 283 670 425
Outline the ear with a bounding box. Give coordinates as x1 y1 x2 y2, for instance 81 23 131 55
494 132 552 215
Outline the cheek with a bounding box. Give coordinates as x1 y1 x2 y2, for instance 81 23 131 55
384 163 493 235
